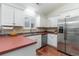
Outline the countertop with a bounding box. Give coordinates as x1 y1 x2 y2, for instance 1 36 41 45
0 35 36 55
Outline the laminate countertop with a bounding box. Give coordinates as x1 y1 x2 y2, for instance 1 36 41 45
0 35 36 55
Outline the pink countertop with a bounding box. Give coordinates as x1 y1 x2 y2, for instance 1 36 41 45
0 35 36 54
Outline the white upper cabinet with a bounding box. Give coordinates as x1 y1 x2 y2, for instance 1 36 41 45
60 9 79 18
35 16 40 27
1 4 14 25
48 16 58 27
15 8 24 26
1 4 24 26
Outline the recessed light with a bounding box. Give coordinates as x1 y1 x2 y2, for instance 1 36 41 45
25 7 36 17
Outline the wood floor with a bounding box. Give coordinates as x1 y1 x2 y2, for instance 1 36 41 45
36 45 67 56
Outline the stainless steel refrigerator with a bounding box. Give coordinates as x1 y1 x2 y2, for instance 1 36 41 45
58 16 79 56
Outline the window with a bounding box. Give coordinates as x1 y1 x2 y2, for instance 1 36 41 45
24 17 31 28
24 17 36 28
24 15 40 29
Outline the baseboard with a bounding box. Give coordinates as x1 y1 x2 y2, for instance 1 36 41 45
47 44 57 49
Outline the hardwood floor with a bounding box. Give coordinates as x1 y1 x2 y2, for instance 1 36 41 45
36 45 67 56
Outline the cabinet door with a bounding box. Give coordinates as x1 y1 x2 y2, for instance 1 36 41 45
27 35 41 48
48 34 57 48
48 17 58 27
15 8 24 26
1 4 14 25
35 16 40 27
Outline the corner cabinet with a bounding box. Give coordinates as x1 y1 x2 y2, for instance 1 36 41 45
27 35 41 48
1 4 24 27
48 34 57 48
48 16 58 27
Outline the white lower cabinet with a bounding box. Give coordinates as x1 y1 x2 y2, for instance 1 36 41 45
27 35 41 48
2 35 41 56
48 34 57 48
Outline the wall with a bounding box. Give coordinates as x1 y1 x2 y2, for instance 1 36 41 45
3 3 25 10
0 4 1 27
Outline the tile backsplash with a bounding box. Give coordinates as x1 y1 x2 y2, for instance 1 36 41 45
0 27 58 35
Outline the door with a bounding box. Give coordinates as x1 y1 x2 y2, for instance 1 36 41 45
48 34 57 48
66 16 79 55
58 18 66 53
41 34 47 47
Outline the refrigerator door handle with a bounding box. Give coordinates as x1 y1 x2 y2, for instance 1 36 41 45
64 17 67 40
64 16 70 40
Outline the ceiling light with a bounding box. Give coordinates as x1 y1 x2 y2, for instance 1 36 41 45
25 7 36 17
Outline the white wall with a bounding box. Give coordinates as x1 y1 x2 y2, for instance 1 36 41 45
0 4 1 26
3 3 25 10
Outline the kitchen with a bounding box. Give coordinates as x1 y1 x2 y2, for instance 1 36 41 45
0 3 79 56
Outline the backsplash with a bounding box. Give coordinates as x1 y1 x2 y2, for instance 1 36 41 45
0 27 58 35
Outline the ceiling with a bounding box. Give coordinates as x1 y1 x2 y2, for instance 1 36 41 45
15 3 65 16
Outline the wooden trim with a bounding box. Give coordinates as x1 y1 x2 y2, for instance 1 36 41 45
47 44 57 49
57 50 72 56
37 27 57 29
36 44 47 56
47 44 72 56
36 44 48 50
47 31 58 34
